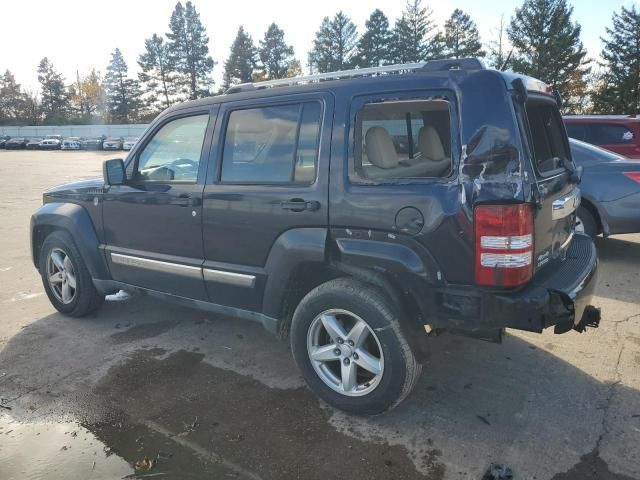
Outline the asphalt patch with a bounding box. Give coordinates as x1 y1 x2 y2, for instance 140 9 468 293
550 448 636 480
92 348 442 480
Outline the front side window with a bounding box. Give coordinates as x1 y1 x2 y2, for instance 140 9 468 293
351 99 452 183
221 102 322 184
135 114 209 183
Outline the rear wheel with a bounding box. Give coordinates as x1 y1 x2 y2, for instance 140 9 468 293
290 278 422 414
575 206 597 238
39 231 104 317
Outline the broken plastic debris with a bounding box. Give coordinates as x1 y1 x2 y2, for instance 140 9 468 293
134 457 156 471
106 290 132 302
482 463 513 480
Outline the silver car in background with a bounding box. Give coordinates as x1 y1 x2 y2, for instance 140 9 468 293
570 138 640 237
122 137 139 151
103 137 124 150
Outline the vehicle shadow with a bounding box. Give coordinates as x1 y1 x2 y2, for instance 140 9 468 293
0 297 638 480
593 236 640 304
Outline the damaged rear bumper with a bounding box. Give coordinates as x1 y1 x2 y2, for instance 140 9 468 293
436 233 600 335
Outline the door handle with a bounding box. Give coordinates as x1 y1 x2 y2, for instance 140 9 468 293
280 199 321 212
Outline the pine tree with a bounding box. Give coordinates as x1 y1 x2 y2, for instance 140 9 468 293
592 6 640 114
259 23 295 80
355 9 393 67
391 0 439 63
442 9 485 59
0 70 28 125
139 33 178 111
508 0 589 111
104 48 142 124
308 11 358 73
167 1 214 99
37 58 70 124
222 26 258 89
487 14 512 70
21 92 41 125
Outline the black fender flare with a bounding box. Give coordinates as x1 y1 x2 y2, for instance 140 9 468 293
262 228 328 323
30 202 110 279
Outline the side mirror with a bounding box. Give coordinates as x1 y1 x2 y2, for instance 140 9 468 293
103 158 126 186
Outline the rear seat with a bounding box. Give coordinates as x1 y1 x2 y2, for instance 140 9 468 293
362 126 451 179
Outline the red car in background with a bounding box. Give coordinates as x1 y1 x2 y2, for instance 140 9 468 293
563 115 640 159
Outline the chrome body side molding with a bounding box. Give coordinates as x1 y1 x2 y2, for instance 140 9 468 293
111 253 202 279
110 252 256 288
202 268 256 288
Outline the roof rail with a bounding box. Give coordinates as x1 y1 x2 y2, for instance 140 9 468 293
225 57 485 94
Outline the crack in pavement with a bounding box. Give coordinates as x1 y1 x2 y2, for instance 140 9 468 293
143 419 264 480
592 311 637 455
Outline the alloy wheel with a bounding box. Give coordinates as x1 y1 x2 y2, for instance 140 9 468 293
307 309 384 397
47 248 77 304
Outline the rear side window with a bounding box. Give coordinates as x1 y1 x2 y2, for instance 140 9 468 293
565 123 587 141
221 102 322 184
524 100 569 174
588 123 635 145
351 99 452 183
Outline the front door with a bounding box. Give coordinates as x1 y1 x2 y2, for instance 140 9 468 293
102 108 216 299
201 94 333 311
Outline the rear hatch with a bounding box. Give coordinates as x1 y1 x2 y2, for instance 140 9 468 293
519 96 578 272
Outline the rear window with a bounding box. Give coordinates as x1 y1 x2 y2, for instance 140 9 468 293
351 99 452 182
524 100 569 174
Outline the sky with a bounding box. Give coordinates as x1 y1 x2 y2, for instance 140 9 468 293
0 0 637 94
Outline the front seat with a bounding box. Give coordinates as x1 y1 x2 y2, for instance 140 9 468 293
418 126 451 176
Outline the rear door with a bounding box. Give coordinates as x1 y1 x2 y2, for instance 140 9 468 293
201 93 333 311
520 96 578 271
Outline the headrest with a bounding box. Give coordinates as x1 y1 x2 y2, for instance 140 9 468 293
365 126 398 169
418 126 446 161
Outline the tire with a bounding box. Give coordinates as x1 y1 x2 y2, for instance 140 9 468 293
39 230 104 317
576 206 597 238
290 278 422 415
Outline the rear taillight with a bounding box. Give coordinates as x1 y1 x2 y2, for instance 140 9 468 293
475 204 534 287
623 172 640 183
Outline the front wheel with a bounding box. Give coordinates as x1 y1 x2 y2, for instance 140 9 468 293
290 278 422 414
575 206 597 238
39 230 104 317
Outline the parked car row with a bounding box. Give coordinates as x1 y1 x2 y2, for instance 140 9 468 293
0 134 139 151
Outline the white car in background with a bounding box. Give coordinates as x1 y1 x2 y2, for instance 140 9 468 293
61 138 82 150
122 137 139 151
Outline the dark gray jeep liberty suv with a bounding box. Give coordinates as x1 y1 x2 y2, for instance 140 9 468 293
31 59 600 414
